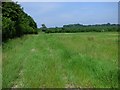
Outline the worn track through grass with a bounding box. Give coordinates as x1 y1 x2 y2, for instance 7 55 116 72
2 32 118 88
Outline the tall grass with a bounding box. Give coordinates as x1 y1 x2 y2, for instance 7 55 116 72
2 32 118 88
0 46 2 89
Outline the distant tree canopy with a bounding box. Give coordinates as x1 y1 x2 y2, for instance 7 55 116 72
45 23 118 33
41 24 47 32
2 2 38 42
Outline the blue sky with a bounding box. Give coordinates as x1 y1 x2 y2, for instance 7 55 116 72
19 2 118 28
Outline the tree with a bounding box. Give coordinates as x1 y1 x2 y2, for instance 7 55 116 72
41 24 47 32
45 23 117 33
2 17 15 41
2 2 38 41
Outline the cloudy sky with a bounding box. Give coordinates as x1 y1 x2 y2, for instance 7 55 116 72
19 2 118 28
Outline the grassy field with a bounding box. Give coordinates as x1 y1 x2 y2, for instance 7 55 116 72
2 32 118 88
0 46 2 89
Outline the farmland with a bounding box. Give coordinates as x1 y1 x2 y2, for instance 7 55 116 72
2 32 118 88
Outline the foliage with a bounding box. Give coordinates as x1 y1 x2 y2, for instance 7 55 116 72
41 24 47 32
2 17 16 41
2 2 38 42
45 23 118 33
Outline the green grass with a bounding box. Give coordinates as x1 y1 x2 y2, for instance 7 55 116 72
0 45 2 89
2 32 118 88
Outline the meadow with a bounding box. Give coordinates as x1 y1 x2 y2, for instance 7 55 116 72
2 32 118 88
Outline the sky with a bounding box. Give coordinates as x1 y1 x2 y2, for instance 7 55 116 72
13 0 119 2
19 2 118 28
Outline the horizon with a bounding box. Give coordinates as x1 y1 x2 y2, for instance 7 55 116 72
44 23 118 28
19 2 118 28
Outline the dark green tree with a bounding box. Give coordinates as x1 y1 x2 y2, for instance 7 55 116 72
2 2 38 41
41 24 47 32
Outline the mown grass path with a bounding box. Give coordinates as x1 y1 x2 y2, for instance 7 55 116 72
2 32 118 88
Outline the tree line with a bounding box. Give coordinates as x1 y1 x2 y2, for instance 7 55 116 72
40 23 118 33
2 2 119 42
2 2 38 42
